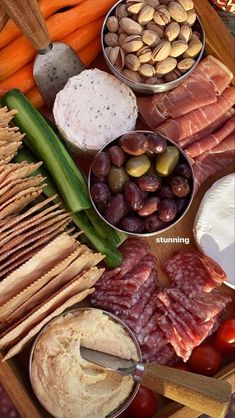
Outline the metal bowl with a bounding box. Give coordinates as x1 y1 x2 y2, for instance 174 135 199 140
88 131 195 237
101 0 205 94
29 307 142 418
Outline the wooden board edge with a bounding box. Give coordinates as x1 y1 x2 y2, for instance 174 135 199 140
155 362 235 418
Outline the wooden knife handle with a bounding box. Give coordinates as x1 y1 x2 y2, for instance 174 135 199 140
0 5 8 31
141 363 232 418
0 0 50 50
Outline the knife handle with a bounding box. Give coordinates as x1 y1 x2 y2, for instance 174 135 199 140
0 0 50 50
141 363 231 418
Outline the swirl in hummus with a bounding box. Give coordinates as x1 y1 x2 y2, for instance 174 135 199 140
31 309 139 418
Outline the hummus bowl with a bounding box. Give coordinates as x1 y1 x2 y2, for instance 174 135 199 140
29 308 142 418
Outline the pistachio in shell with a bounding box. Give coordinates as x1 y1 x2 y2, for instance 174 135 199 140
106 16 119 33
178 24 192 42
136 45 152 63
104 32 119 47
183 37 202 58
185 9 197 26
122 35 143 53
122 69 142 82
146 0 160 6
142 30 160 47
152 40 171 62
125 54 141 71
146 22 165 38
139 63 155 78
164 68 181 82
177 0 194 11
115 4 128 19
119 17 143 35
170 40 188 57
126 0 146 14
119 32 129 45
165 22 180 41
145 76 163 84
177 58 195 73
108 46 125 71
168 2 187 22
153 7 171 26
156 57 177 75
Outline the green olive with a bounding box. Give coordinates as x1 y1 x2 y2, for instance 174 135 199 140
126 155 151 178
107 166 129 193
155 146 180 177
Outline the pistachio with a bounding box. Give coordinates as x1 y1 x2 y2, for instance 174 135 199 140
106 16 119 33
126 0 146 14
136 45 152 63
164 69 181 81
122 35 143 53
146 22 165 38
168 2 187 22
176 0 194 11
105 46 112 57
192 31 202 41
177 57 195 73
170 40 188 57
104 32 119 47
159 0 171 3
115 4 128 19
145 76 163 84
139 63 155 77
146 0 160 7
153 8 171 26
178 24 192 42
142 30 160 47
165 22 180 41
185 9 197 26
108 46 125 71
156 57 177 75
138 6 155 24
125 53 141 71
122 69 142 82
119 17 143 35
152 40 171 61
119 32 129 45
183 37 202 58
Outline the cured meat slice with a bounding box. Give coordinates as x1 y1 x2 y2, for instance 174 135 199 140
100 238 150 281
141 327 167 351
193 134 235 192
137 56 232 130
166 288 231 323
144 344 176 365
178 108 235 148
157 315 190 360
185 115 235 158
157 87 235 142
138 301 166 344
95 254 157 293
164 250 226 296
90 297 124 314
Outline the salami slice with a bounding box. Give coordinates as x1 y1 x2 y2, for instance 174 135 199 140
99 238 150 282
141 327 167 351
138 300 166 344
122 276 157 321
145 344 177 365
158 315 191 360
164 250 225 296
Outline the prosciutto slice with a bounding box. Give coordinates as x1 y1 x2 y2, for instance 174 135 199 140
179 108 235 149
157 87 235 142
185 115 235 158
137 56 233 130
193 134 235 192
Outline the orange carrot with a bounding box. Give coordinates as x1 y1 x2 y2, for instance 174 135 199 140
0 17 103 97
0 0 85 49
26 36 102 109
0 0 116 80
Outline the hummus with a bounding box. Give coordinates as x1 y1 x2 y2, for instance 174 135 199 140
31 309 139 418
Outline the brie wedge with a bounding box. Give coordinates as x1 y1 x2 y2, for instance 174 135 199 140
194 174 235 289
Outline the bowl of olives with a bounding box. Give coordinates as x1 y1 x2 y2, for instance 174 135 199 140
88 131 195 236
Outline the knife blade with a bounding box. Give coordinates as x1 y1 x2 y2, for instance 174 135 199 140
80 346 137 376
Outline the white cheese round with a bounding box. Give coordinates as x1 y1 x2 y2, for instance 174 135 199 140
193 174 235 289
53 69 138 158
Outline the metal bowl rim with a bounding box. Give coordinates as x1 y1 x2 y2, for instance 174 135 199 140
88 130 195 237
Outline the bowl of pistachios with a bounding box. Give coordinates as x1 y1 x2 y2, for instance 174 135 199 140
101 0 205 94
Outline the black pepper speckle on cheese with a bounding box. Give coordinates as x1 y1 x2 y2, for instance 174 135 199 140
53 69 138 158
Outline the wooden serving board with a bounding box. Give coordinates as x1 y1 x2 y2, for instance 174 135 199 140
0 1 234 417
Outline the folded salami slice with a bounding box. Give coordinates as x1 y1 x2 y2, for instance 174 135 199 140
164 250 226 296
158 315 191 361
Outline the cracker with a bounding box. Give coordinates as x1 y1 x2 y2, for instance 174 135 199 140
0 142 21 159
0 195 59 233
0 225 72 279
0 176 45 205
2 288 94 361
0 162 42 188
0 188 44 220
0 215 71 262
0 155 14 166
0 266 102 350
0 130 24 144
7 250 104 323
0 233 79 306
0 185 45 211
0 107 17 126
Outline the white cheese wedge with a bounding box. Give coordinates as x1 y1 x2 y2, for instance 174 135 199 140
53 69 138 158
193 174 235 289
